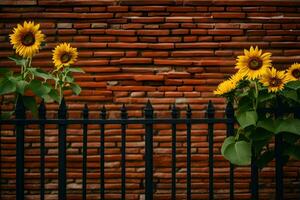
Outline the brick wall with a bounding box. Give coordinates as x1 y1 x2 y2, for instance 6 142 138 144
1 0 300 199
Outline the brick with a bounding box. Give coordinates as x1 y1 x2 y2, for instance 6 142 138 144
94 51 124 57
172 29 189 35
130 17 164 23
108 42 148 49
118 36 138 42
107 6 128 12
191 29 208 35
172 50 214 57
212 12 245 18
57 23 72 29
165 17 193 23
158 36 181 43
176 42 219 49
131 6 166 11
154 59 193 66
142 51 169 57
240 23 262 29
118 58 152 64
137 29 169 36
208 29 244 35
106 29 135 35
134 75 165 81
148 43 174 49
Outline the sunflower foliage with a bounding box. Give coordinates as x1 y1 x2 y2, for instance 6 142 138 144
51 42 83 104
215 46 300 168
0 21 84 118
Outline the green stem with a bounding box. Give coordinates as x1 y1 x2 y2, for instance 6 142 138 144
59 86 62 105
253 80 259 111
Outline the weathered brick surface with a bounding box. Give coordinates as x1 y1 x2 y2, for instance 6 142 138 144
1 0 300 199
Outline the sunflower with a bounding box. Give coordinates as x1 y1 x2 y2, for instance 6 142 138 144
214 74 241 95
235 46 272 80
52 43 78 70
286 63 300 81
260 67 289 93
9 21 45 58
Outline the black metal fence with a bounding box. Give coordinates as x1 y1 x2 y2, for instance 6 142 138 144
0 97 287 200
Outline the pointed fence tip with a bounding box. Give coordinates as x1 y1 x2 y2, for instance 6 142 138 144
121 104 128 119
58 98 67 118
83 104 89 119
15 96 25 118
100 105 107 119
38 100 46 118
206 100 215 118
145 99 153 110
186 104 192 118
171 104 178 118
225 101 234 118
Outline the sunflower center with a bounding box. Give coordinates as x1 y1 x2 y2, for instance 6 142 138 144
248 57 263 70
292 69 300 79
60 53 71 63
270 77 281 87
22 32 35 46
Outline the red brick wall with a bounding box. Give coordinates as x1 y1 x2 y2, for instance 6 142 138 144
1 0 300 199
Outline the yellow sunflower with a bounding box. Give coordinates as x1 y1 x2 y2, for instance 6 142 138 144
9 21 45 58
286 63 300 81
52 43 78 70
235 46 272 80
260 67 289 93
214 74 241 95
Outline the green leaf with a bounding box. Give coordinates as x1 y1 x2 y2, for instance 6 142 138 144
48 89 60 103
237 96 253 113
283 144 300 160
8 55 27 66
257 118 276 133
281 89 298 102
249 127 273 141
236 111 257 129
252 139 271 154
68 67 84 73
275 119 300 135
256 150 274 169
28 80 51 97
0 111 14 119
0 77 17 95
221 136 252 166
23 96 37 117
286 80 300 90
258 90 275 103
65 75 74 82
28 68 52 80
0 68 12 76
283 132 300 144
16 80 29 95
70 83 81 95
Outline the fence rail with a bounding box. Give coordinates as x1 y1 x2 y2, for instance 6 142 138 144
0 97 286 200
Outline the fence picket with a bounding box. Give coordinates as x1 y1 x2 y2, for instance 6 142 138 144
15 96 25 200
225 102 235 200
58 98 67 200
82 104 89 200
206 100 215 200
171 104 178 200
100 106 106 200
186 105 192 200
121 104 128 200
144 100 154 200
38 100 46 200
